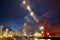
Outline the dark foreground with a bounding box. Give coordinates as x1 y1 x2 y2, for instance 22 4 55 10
0 36 60 40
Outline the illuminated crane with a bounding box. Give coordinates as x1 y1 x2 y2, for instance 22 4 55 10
22 0 50 37
22 0 41 26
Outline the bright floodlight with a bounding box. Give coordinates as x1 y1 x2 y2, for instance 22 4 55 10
31 12 34 16
27 5 31 11
39 26 44 30
23 0 26 4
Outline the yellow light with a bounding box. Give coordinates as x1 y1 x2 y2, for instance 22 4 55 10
27 5 31 11
23 0 26 4
41 31 44 34
33 32 42 37
3 31 13 37
8 35 13 37
34 38 39 40
3 32 8 37
34 33 37 36
0 36 2 38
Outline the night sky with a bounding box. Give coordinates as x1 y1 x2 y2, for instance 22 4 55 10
0 0 60 31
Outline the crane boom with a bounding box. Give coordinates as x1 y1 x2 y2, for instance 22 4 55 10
22 0 41 26
22 0 49 37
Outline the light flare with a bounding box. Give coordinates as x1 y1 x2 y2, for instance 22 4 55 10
27 5 31 12
39 26 44 30
23 0 26 4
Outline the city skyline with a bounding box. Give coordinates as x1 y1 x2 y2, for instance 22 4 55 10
0 0 60 31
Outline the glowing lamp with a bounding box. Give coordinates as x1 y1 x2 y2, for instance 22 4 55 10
23 0 26 4
39 26 44 30
33 32 42 37
27 5 31 11
31 12 34 16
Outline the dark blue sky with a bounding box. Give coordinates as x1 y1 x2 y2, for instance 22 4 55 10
0 0 60 31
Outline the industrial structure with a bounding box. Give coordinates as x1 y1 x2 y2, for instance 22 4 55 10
22 0 50 37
